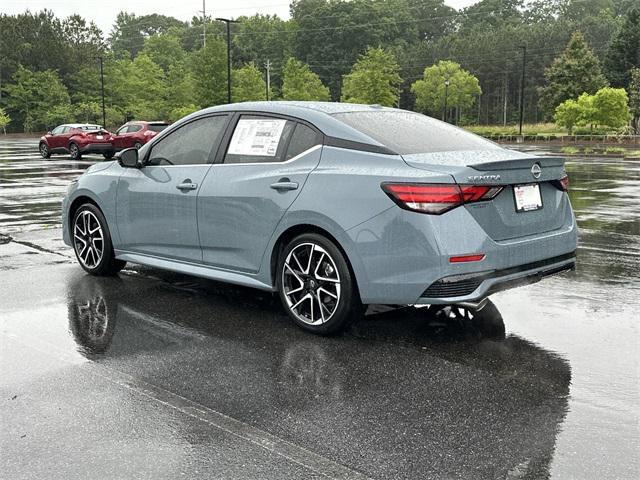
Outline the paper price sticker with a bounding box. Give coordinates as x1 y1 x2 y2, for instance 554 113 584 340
228 118 287 157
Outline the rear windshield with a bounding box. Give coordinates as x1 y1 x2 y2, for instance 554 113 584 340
332 111 499 155
148 123 169 132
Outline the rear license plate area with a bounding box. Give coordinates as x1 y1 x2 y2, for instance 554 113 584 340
513 183 542 212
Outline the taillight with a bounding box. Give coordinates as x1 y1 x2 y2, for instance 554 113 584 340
559 175 569 192
381 183 503 215
551 175 569 192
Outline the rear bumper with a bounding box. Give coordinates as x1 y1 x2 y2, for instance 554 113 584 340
79 143 114 154
346 200 578 305
416 251 576 304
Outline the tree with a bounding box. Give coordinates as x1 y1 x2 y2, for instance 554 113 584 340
109 12 187 57
341 47 402 106
0 108 10 134
282 58 330 101
590 87 630 129
628 68 640 133
411 61 481 119
233 14 294 91
292 0 416 98
3 66 71 131
555 88 630 133
232 63 268 102
554 98 582 134
189 38 227 107
605 8 640 88
538 31 608 118
142 34 185 74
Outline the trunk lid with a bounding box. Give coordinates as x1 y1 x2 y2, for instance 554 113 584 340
402 149 570 241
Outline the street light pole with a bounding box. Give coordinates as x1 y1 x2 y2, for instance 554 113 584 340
518 45 527 136
216 17 239 104
443 80 450 122
98 56 106 128
265 59 271 101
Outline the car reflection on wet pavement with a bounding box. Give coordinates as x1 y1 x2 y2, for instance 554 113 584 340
1 140 639 479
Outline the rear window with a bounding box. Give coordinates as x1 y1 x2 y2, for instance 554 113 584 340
148 123 169 132
332 111 499 155
79 125 101 131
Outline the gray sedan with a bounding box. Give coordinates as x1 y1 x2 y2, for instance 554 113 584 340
62 102 577 334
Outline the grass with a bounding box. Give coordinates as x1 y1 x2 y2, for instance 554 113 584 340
464 123 565 136
604 146 626 154
558 145 637 156
560 146 580 154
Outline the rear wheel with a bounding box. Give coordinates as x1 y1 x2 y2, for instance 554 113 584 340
103 151 115 159
134 142 143 150
39 142 51 159
276 233 363 335
69 142 82 160
72 203 125 276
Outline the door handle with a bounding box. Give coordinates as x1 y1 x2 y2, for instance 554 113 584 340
270 179 299 191
176 180 198 191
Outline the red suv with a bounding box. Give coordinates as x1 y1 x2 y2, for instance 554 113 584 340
39 124 115 160
112 121 170 150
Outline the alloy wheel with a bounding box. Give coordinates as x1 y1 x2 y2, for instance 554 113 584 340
282 242 341 325
73 210 104 269
40 144 49 157
70 144 79 158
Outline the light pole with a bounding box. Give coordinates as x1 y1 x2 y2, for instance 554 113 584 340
97 56 106 128
518 45 527 136
216 17 239 104
443 79 450 122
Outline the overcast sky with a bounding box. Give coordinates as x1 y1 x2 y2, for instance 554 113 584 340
1 0 479 36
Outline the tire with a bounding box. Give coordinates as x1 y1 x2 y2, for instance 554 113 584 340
134 142 143 150
72 203 126 276
276 233 363 335
39 142 51 159
69 142 82 160
103 151 115 159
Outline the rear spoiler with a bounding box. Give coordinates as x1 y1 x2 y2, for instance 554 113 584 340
468 156 565 171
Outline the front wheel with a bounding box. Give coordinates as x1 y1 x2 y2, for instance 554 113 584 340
276 233 363 335
72 203 126 276
69 142 82 160
39 142 51 159
103 151 115 160
134 142 143 150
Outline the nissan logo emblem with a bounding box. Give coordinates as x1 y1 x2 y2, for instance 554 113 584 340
531 163 542 179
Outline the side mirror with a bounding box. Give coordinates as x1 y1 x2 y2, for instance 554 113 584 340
117 148 140 168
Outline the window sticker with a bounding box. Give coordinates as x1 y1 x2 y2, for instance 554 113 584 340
228 118 287 157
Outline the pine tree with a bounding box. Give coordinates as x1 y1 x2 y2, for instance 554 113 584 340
538 32 608 118
605 8 640 88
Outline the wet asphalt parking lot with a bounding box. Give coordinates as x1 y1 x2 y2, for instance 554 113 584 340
0 139 638 479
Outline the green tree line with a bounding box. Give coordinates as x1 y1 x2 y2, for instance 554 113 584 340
0 0 638 132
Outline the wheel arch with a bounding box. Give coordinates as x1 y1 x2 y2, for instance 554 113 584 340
269 223 364 301
68 194 103 234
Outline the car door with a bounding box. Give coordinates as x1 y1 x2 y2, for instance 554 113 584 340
198 114 323 273
47 126 65 150
115 114 229 263
113 125 129 150
124 124 143 148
